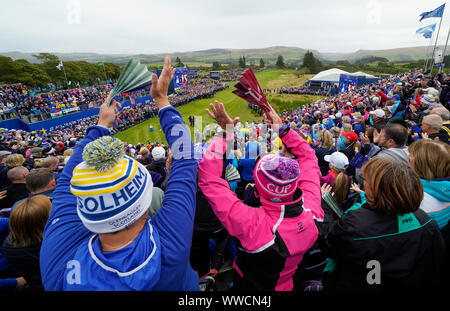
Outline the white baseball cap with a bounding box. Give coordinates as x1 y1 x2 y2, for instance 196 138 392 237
324 152 349 170
152 146 166 160
370 109 385 118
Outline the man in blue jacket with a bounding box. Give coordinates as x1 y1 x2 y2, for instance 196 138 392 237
39 56 199 290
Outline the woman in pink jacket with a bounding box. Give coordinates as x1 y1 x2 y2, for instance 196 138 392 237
198 101 323 291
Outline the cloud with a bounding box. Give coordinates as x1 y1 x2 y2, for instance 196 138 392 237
0 0 448 54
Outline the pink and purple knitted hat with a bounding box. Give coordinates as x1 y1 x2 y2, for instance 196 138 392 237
253 154 300 203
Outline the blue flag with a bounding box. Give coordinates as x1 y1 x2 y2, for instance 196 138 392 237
423 31 433 39
419 3 445 21
416 23 436 38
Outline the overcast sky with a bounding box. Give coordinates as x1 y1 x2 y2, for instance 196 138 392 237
0 0 449 54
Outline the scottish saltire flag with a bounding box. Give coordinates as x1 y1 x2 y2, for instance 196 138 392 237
56 61 63 70
419 3 445 21
423 31 433 39
416 23 436 38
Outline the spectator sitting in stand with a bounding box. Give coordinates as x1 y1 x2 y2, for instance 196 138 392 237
0 166 30 214
10 168 56 213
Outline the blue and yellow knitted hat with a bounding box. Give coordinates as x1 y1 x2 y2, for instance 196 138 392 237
70 136 153 233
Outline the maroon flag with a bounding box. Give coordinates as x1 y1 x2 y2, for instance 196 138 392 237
232 68 272 113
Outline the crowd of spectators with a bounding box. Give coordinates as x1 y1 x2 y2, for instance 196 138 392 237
276 86 330 96
169 80 229 107
0 60 449 292
0 83 111 122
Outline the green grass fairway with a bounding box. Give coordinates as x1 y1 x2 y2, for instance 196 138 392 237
114 69 323 145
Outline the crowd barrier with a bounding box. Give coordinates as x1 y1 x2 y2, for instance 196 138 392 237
0 95 154 132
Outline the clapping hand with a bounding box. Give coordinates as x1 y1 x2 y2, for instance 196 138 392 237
360 132 370 145
151 56 175 109
205 100 240 132
350 183 363 194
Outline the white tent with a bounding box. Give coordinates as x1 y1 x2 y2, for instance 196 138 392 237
309 68 350 83
350 71 377 78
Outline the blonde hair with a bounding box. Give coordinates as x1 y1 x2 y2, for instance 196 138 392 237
3 153 25 168
319 130 334 149
33 158 44 168
331 127 341 138
40 156 59 168
8 195 51 247
343 123 353 133
342 116 351 124
333 169 349 207
408 139 450 180
63 149 73 157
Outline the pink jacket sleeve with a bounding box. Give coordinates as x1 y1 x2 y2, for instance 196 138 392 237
280 129 323 222
198 134 275 252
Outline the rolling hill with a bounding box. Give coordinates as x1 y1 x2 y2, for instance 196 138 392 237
2 45 448 65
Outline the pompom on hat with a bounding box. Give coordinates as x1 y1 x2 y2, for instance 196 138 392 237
254 154 300 203
70 136 153 234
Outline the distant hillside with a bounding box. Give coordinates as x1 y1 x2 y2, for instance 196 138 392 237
2 45 449 65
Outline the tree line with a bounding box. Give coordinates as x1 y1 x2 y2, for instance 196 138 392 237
0 53 122 88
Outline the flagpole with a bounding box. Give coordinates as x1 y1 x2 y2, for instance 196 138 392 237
102 62 108 83
441 26 450 72
424 30 435 72
61 62 69 88
429 12 444 73
424 31 434 72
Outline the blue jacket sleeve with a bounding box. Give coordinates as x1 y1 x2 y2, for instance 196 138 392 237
0 278 17 291
40 125 111 291
151 106 197 262
0 217 8 234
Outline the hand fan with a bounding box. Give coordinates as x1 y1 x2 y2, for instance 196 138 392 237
107 58 153 105
232 68 272 113
225 164 241 183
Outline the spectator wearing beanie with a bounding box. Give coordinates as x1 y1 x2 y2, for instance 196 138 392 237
340 131 360 162
40 57 199 291
198 101 322 291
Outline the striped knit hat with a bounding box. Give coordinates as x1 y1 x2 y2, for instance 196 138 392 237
421 94 435 106
70 136 153 234
253 154 300 203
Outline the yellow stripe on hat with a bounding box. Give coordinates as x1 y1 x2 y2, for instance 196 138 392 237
73 157 127 175
71 159 128 183
70 161 139 196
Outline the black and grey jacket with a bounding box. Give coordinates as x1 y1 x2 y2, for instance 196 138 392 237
323 204 446 291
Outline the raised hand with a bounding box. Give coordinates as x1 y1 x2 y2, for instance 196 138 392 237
321 183 333 196
360 132 370 145
205 100 240 132
98 90 121 129
350 183 363 194
151 56 175 109
264 106 282 128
